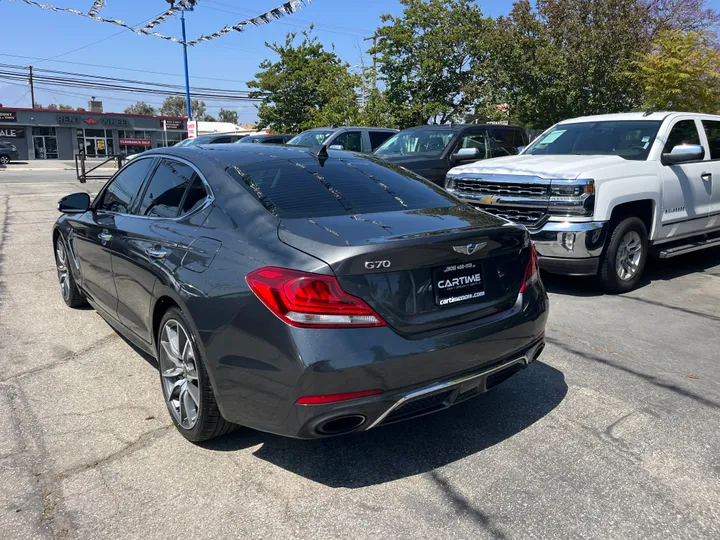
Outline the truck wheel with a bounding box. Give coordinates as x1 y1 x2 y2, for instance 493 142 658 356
598 217 648 293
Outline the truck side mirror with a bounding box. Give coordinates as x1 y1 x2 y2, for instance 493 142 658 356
661 144 704 165
452 147 480 161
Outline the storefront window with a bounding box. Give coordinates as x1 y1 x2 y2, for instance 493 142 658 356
77 128 114 157
157 131 186 148
119 130 152 155
33 127 58 159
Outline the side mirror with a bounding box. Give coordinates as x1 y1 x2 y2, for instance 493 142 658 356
452 147 480 161
662 144 704 165
517 146 526 154
329 144 344 150
58 192 91 214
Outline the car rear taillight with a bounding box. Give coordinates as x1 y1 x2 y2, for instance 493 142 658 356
246 267 387 328
520 243 539 293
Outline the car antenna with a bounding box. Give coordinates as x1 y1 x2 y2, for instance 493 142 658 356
308 143 329 166
643 110 653 117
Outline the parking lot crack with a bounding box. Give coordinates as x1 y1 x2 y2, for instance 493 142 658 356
57 424 173 480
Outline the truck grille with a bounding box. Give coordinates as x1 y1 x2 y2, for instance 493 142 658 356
456 180 548 198
474 205 547 227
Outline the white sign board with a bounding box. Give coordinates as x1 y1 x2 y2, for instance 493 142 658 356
187 120 197 139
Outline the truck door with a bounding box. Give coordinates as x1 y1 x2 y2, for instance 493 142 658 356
658 118 712 239
700 119 720 219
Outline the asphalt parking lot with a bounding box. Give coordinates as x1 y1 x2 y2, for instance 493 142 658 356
1 174 719 540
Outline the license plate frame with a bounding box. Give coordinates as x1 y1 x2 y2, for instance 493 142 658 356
432 261 485 307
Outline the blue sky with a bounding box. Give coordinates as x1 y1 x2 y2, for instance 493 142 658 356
0 0 718 122
0 0 518 121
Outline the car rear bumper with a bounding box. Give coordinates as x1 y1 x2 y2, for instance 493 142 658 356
210 285 548 438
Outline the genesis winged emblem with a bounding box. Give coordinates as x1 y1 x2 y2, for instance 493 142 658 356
453 242 487 256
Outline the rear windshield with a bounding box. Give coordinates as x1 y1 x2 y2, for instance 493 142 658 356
226 157 454 218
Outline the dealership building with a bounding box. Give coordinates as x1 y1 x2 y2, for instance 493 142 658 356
0 107 188 160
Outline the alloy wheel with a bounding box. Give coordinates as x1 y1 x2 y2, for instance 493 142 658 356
0 156 9 165
55 240 70 301
615 230 643 281
159 319 200 429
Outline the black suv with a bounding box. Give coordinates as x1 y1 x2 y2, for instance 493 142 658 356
374 124 529 185
0 141 19 164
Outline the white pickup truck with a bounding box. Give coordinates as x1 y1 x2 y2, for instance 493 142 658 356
445 112 720 292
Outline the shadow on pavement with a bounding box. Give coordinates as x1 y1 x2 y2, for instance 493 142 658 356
203 361 567 488
541 246 720 297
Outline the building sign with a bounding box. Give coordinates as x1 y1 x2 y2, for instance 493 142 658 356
187 120 197 139
0 127 25 138
0 111 17 122
163 119 184 130
119 138 152 146
57 115 130 127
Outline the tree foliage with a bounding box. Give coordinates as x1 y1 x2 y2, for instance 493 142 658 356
125 101 157 115
248 29 361 132
159 96 206 118
373 0 491 128
58 104 73 110
218 108 239 124
634 29 720 112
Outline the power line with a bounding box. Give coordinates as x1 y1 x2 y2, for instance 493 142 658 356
0 53 256 85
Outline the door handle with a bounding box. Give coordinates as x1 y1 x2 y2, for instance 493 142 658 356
98 232 112 242
145 247 168 259
701 172 712 181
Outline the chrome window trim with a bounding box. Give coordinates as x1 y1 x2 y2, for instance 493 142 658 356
94 154 215 222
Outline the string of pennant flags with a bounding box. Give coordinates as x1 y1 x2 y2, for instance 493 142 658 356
17 0 312 46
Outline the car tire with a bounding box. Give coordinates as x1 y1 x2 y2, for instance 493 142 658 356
598 216 648 293
0 155 9 165
157 307 237 442
54 235 87 308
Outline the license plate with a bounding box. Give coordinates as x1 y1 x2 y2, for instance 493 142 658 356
433 261 485 307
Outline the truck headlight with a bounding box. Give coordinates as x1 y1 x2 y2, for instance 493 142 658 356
548 178 594 217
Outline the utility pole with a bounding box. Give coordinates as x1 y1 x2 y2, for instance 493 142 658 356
29 65 35 108
364 35 378 88
180 8 192 119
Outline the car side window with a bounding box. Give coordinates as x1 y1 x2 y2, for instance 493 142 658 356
95 158 154 214
663 120 701 153
138 159 197 218
332 131 363 152
212 136 232 144
701 120 720 160
512 129 528 147
180 176 209 216
369 131 394 151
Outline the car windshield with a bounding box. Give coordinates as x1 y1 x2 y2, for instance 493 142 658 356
374 129 457 157
286 130 335 147
524 120 663 160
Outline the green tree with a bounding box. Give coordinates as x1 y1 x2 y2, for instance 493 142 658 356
58 104 73 110
33 102 42 108
248 29 361 132
202 114 217 122
634 29 720 112
159 96 206 118
372 0 492 128
47 104 58 110
218 108 239 124
487 0 647 128
125 101 157 115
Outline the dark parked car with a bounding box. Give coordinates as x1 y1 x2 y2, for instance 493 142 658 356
0 141 19 164
53 144 547 442
374 124 529 185
174 133 245 146
237 133 295 144
286 126 398 153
